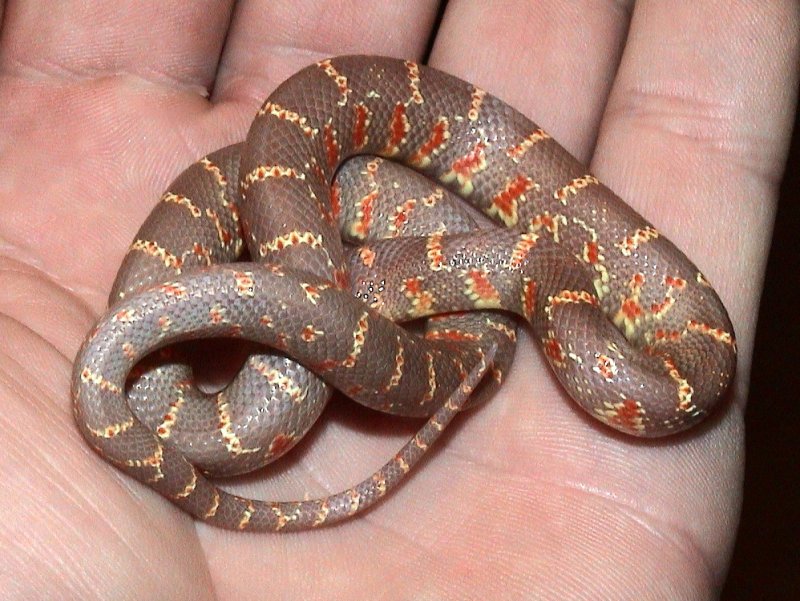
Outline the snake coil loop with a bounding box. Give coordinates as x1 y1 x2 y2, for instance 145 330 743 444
72 56 736 531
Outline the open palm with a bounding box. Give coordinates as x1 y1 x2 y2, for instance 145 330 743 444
1 2 796 599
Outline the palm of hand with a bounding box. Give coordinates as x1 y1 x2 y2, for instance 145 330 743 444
1 2 795 599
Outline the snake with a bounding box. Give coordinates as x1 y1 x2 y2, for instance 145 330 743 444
71 56 737 532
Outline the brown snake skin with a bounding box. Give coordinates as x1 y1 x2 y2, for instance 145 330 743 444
71 56 737 532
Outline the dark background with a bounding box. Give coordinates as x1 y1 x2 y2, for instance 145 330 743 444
720 97 799 598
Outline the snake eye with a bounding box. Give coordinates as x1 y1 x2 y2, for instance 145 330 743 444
355 278 383 309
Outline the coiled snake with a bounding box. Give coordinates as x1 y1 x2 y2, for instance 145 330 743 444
71 56 736 532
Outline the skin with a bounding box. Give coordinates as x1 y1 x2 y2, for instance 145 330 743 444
0 1 796 599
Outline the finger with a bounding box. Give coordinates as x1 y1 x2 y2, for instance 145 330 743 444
595 0 799 380
0 0 234 90
430 0 633 161
213 0 442 105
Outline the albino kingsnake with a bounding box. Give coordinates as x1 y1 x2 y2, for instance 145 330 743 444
71 56 736 532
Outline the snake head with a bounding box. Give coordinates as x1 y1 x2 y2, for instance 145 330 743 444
352 277 386 314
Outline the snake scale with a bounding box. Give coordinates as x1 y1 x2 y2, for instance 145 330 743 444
71 56 736 532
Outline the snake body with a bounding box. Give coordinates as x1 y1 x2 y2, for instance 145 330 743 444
72 56 736 531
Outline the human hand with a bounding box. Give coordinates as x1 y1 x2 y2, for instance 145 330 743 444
1 1 796 599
